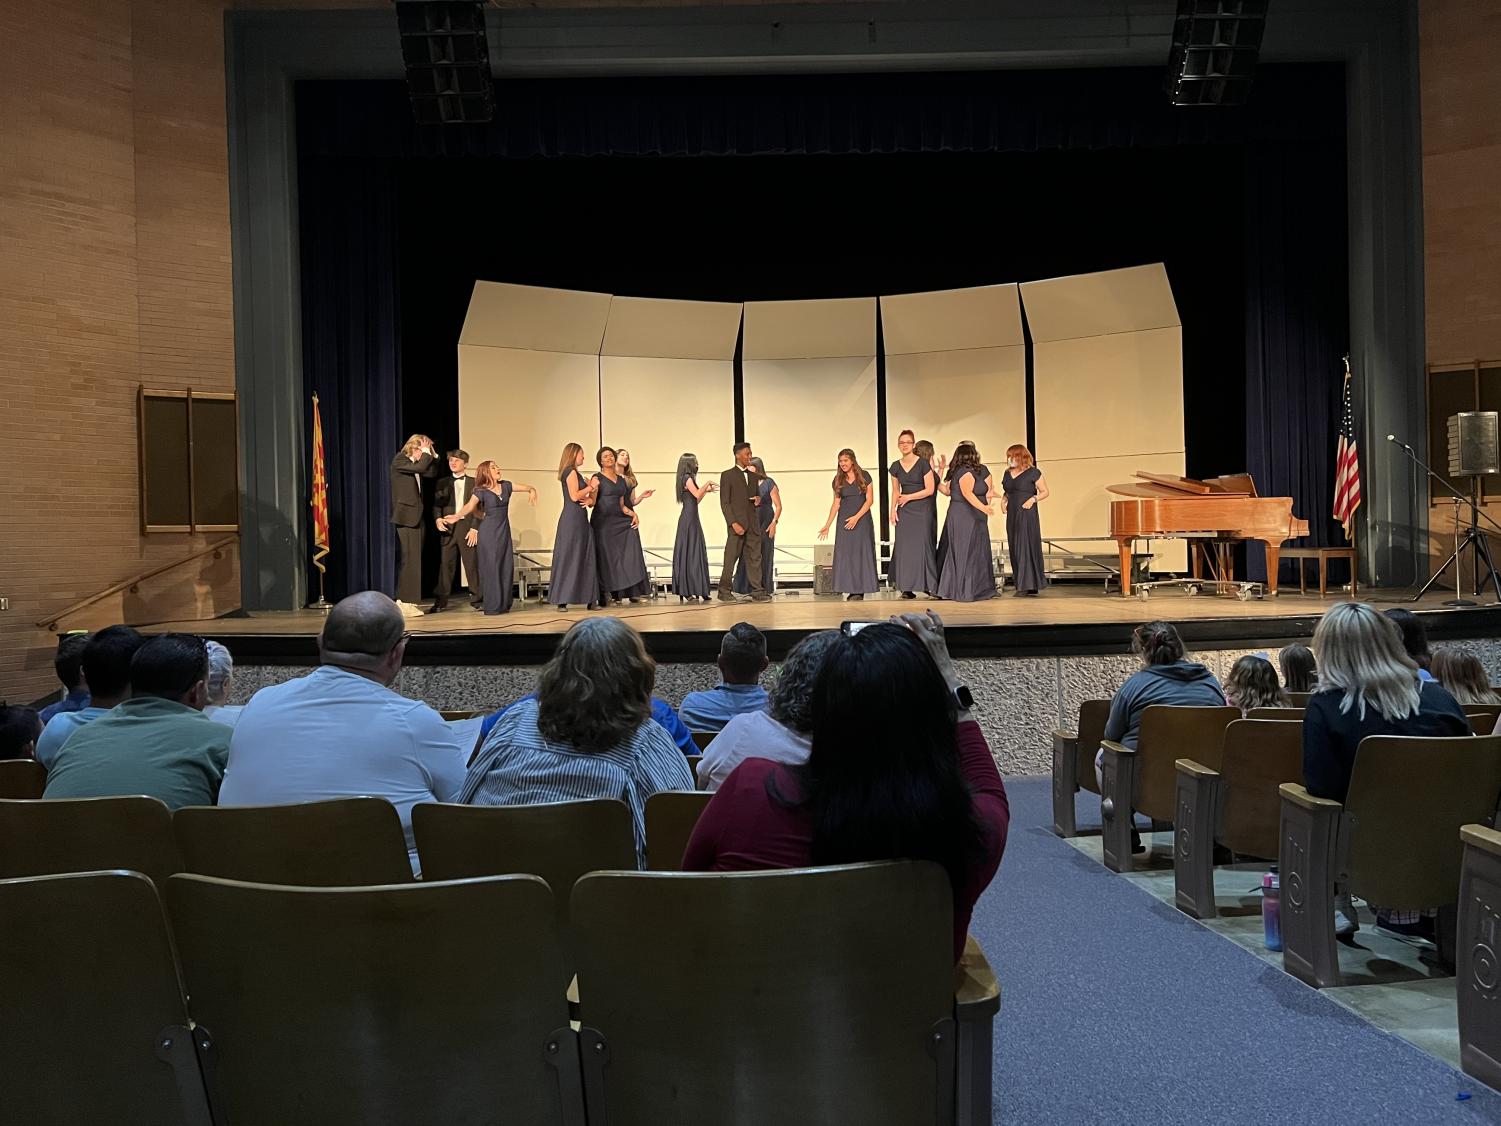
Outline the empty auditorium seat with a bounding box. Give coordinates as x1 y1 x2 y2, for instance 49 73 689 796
644 790 713 871
0 759 47 799
0 796 182 885
1458 823 1501 1088
1051 698 1111 837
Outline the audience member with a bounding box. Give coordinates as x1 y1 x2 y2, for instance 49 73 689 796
1096 621 1225 783
698 630 838 791
44 634 230 810
1383 607 1435 679
678 622 770 732
202 640 244 727
1278 643 1318 693
36 625 145 769
0 706 42 761
1430 647 1501 707
38 633 90 724
460 617 693 865
478 692 696 755
221 591 466 874
1224 655 1290 715
684 612 1008 961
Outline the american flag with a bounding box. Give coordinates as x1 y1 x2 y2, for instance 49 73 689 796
1333 357 1361 537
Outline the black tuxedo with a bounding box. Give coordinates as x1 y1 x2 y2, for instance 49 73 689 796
389 449 441 603
432 473 481 607
717 463 765 595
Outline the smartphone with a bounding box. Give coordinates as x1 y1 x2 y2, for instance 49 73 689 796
840 620 881 636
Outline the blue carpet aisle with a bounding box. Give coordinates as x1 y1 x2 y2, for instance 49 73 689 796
965 779 1501 1124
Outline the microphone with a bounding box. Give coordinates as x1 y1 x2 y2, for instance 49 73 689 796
1387 433 1414 452
1386 434 1395 442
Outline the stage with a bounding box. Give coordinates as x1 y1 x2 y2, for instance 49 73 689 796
160 586 1501 666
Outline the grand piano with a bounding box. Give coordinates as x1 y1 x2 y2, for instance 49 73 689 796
1108 472 1310 597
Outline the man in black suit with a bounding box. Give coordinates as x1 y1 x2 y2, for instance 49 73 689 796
718 441 770 602
428 449 483 614
389 434 441 604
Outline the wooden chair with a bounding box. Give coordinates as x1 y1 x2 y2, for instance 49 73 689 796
1174 718 1304 919
1279 734 1501 988
0 871 213 1126
1050 699 1111 837
685 753 704 788
690 729 717 751
572 861 999 1126
412 799 636 984
645 790 713 871
1458 823 1501 1089
440 709 485 721
1471 712 1500 736
1463 703 1501 724
0 759 47 799
174 797 413 885
1246 706 1304 720
1098 705 1240 873
0 796 182 885
1287 692 1314 706
1281 530 1358 597
164 873 584 1126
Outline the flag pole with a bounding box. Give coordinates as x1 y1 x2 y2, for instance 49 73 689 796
309 392 332 611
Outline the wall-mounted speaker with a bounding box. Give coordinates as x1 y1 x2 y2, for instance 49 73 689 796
1165 0 1268 106
395 1 494 125
1448 412 1501 477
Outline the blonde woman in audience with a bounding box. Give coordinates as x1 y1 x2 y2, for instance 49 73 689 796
460 617 693 866
203 640 244 727
1278 643 1318 693
1304 601 1472 935
1430 648 1501 706
1223 655 1290 715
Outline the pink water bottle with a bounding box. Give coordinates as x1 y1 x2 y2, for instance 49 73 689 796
1262 869 1282 951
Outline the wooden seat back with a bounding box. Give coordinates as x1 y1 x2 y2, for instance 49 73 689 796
1074 699 1112 796
1345 734 1501 908
174 797 413 885
0 759 47 799
0 871 211 1125
1217 719 1305 858
1134 705 1241 821
164 873 580 1126
1246 706 1305 720
0 796 182 885
645 790 713 871
571 862 955 1125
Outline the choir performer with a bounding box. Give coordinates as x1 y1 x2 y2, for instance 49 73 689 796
888 429 938 598
445 460 538 615
549 443 599 611
935 441 996 602
733 457 780 594
592 447 653 605
1000 443 1049 596
818 448 878 600
671 452 716 601
614 447 656 602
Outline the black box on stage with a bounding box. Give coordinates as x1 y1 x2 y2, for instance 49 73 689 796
1448 412 1501 477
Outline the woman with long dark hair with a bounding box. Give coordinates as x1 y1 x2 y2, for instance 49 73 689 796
817 448 878 599
684 612 1010 960
889 429 938 598
935 442 996 602
592 446 653 605
1279 643 1318 692
461 616 694 865
549 442 599 610
1223 654 1290 715
670 452 716 601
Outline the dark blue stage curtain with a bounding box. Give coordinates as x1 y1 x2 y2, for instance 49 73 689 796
295 66 1347 598
298 153 403 601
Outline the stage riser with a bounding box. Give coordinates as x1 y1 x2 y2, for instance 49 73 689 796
230 635 1501 776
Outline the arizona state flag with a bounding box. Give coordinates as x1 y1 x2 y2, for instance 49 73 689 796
310 393 330 574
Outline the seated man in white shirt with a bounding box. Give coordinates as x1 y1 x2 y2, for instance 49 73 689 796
698 630 838 791
220 591 466 875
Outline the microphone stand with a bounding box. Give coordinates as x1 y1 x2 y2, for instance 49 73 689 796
1388 436 1501 604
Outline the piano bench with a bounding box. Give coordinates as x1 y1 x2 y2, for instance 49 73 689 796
1282 547 1358 598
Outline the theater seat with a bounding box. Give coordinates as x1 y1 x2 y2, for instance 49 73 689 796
174 797 412 885
572 861 997 1125
0 759 47 799
644 790 713 870
0 796 182 885
1051 698 1110 837
1458 823 1501 1088
1279 734 1501 988
0 870 213 1126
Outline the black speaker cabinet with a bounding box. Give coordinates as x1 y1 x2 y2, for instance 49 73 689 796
1448 411 1501 477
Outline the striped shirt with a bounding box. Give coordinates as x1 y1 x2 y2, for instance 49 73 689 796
460 698 695 866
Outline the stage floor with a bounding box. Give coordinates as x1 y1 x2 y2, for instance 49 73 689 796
157 586 1501 663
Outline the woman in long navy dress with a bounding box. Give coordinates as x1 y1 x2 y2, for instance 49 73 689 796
888 429 938 598
447 459 539 615
734 457 780 594
615 448 656 599
592 447 653 604
549 443 599 610
936 442 997 602
671 452 716 601
917 439 948 576
818 448 878 600
1001 443 1050 596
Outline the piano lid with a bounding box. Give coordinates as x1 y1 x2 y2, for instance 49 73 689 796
1106 471 1257 499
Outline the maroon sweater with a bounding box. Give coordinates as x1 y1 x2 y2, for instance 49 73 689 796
682 719 1010 960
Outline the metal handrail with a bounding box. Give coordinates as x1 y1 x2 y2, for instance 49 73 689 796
36 536 240 631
